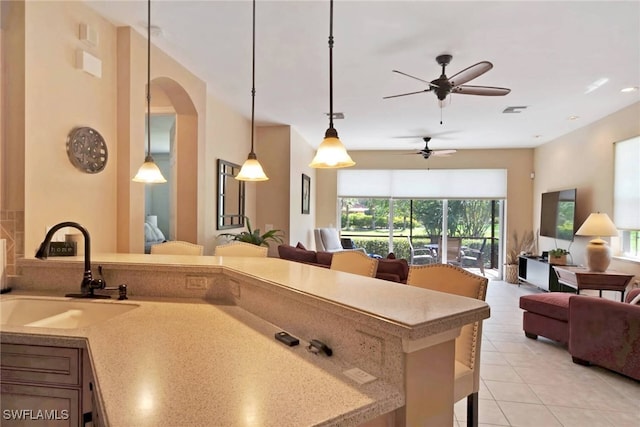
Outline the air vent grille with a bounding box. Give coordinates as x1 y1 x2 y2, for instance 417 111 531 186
503 106 528 114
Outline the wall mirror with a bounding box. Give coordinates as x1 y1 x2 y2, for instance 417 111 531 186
217 159 245 230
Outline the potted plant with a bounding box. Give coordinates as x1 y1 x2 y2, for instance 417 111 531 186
220 217 284 247
505 230 535 284
548 248 569 265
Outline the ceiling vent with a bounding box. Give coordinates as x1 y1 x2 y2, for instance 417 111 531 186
503 106 528 114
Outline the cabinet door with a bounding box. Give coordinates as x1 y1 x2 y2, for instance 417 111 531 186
0 383 79 426
1 344 80 386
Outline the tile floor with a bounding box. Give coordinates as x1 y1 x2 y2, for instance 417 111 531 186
453 277 640 427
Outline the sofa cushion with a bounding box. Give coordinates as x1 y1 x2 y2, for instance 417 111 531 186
277 244 317 264
316 251 334 266
377 258 409 282
519 293 571 322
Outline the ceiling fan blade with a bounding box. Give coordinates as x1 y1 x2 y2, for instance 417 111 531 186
431 149 457 157
452 85 511 96
448 61 493 86
383 89 431 99
392 70 435 86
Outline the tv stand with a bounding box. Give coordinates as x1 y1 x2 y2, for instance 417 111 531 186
518 256 575 292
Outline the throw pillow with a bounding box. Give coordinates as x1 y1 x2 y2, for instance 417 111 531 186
296 242 307 250
630 293 640 305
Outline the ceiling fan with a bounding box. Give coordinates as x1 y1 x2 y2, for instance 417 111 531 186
384 54 511 103
408 137 457 159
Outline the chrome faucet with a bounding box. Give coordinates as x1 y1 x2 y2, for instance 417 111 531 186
35 221 127 300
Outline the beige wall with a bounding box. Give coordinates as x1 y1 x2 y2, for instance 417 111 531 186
23 0 117 254
288 127 316 249
2 0 25 211
8 2 250 257
244 125 317 255
205 95 255 255
316 148 535 256
534 102 640 279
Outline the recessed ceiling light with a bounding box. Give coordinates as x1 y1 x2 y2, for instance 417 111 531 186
621 86 639 93
584 78 609 94
568 115 580 121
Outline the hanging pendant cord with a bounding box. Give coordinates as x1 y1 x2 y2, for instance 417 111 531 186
325 0 337 138
250 0 256 155
146 0 152 156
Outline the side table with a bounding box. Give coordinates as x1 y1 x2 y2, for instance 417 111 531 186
553 266 634 302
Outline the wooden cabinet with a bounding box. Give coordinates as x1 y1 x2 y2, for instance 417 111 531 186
0 343 89 426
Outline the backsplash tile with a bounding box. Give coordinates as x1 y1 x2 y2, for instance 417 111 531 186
0 210 24 276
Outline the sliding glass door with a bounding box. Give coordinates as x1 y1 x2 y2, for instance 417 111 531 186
340 197 502 272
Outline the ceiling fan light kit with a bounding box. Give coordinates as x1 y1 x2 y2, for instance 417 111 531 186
133 0 167 184
236 0 269 181
310 0 354 169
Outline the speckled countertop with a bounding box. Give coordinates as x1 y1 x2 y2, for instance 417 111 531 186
1 294 401 426
5 254 491 425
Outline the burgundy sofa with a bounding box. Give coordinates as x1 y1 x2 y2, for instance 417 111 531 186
520 288 640 380
569 289 640 380
277 243 409 283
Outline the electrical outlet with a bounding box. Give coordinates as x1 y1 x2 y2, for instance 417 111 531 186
186 276 207 290
343 368 377 385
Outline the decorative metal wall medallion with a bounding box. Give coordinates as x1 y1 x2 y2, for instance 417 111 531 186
66 127 108 173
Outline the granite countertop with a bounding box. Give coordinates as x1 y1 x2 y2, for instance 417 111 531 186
1 293 402 426
7 254 491 425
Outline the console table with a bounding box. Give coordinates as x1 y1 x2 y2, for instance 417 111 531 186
553 266 634 301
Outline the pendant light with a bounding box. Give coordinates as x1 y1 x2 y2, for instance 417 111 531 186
309 0 354 169
236 0 268 181
133 0 167 184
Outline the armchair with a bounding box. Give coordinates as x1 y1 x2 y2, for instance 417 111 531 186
314 228 365 253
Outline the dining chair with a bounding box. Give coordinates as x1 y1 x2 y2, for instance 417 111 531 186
150 241 204 256
407 263 488 427
330 251 378 278
214 241 268 257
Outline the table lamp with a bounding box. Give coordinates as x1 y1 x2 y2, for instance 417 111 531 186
575 212 618 272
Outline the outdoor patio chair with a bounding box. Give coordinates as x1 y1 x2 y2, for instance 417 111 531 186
461 238 487 276
407 237 435 265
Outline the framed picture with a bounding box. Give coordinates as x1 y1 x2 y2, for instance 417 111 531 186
301 174 311 214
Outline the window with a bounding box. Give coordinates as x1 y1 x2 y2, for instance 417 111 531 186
614 136 640 259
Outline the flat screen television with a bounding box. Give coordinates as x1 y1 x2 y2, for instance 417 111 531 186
540 189 577 240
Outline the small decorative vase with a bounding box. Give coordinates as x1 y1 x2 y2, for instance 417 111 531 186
505 264 519 284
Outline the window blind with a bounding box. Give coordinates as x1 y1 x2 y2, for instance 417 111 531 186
613 136 640 230
337 169 507 199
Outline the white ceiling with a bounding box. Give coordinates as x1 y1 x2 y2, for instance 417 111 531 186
87 0 640 153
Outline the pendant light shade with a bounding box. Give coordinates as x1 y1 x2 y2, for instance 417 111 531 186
310 0 354 169
133 0 167 184
236 0 268 181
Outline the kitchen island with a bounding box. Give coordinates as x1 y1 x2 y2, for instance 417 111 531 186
3 254 490 426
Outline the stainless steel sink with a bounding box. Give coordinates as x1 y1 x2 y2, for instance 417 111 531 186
0 297 139 329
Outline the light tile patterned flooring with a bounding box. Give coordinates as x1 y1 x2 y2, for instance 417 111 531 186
453 277 640 427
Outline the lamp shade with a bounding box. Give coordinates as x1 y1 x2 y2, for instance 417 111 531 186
575 212 618 272
132 155 167 183
236 154 268 181
309 135 355 168
575 213 618 237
